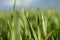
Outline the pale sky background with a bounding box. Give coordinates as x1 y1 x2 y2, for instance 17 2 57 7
0 0 60 10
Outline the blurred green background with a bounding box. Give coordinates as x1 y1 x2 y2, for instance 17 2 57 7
0 0 60 40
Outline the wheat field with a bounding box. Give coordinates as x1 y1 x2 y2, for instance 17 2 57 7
0 0 60 40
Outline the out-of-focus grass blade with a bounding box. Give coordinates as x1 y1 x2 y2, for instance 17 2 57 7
19 8 31 40
22 10 38 40
41 14 47 37
36 12 42 40
29 22 38 40
37 26 41 40
11 0 21 40
20 34 22 40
